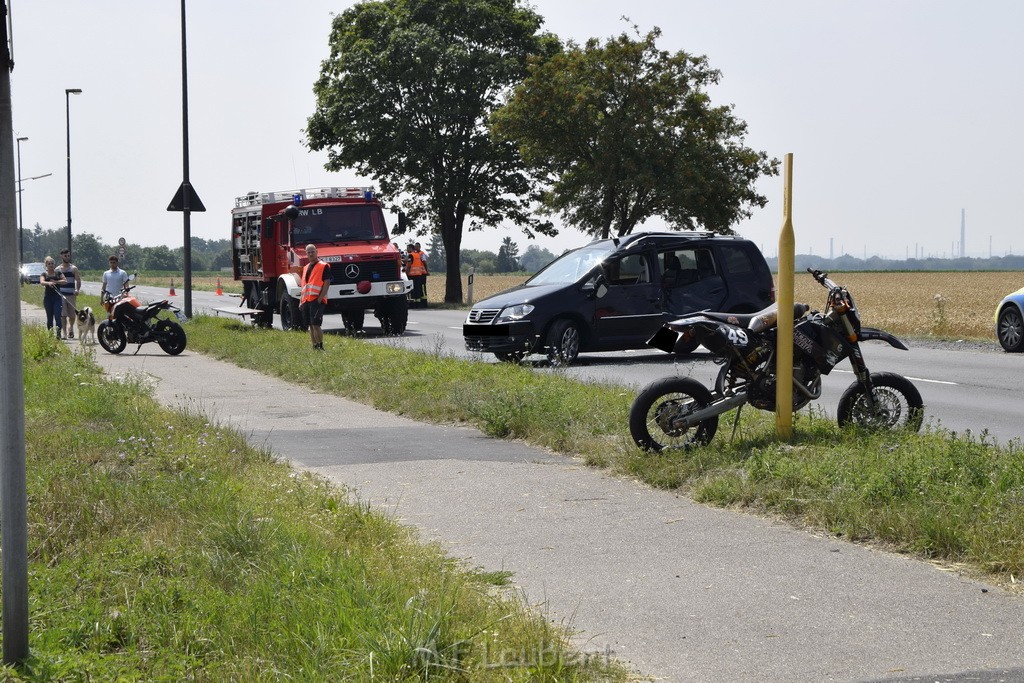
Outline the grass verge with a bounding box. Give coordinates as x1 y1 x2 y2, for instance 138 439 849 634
4 322 627 681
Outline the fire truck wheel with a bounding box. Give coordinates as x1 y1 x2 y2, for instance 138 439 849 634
279 292 304 331
342 310 365 334
253 310 273 329
375 297 408 336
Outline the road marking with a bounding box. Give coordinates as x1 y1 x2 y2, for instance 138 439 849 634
833 368 957 386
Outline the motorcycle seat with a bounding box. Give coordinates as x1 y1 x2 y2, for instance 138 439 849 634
702 303 809 331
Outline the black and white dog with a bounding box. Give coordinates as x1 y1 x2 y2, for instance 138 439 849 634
76 306 96 345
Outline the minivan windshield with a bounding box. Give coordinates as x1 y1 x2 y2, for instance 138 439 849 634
526 242 617 286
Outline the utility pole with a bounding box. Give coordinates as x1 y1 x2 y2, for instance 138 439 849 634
167 0 206 319
1 4 31 664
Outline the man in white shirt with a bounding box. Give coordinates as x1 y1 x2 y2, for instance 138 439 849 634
101 255 130 304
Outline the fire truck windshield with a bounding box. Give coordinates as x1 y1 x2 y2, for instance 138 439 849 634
290 205 388 243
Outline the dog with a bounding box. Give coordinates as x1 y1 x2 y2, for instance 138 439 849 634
76 306 97 345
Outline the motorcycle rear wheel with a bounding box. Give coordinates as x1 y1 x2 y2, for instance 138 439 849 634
156 321 187 355
837 371 924 432
97 321 127 355
629 377 718 452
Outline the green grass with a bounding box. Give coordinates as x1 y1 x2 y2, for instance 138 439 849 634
4 321 627 681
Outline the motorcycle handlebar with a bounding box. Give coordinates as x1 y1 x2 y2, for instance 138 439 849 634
807 267 839 291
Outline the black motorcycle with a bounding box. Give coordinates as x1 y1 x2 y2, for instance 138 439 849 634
97 277 188 356
629 268 924 451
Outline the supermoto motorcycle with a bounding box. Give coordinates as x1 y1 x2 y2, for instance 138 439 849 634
629 268 924 451
98 276 188 356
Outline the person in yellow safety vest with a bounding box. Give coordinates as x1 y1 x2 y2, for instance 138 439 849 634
407 241 429 308
299 244 332 350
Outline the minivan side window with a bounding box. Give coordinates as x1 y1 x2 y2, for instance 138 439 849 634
607 254 650 285
658 248 716 288
719 245 754 275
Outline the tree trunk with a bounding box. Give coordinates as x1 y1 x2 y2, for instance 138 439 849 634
440 212 464 303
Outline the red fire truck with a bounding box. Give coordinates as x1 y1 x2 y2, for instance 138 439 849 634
230 187 410 334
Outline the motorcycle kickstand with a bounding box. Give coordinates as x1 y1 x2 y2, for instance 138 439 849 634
133 344 143 356
729 404 745 443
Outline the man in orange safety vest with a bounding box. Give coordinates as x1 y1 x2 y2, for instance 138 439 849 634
300 244 332 350
406 241 429 308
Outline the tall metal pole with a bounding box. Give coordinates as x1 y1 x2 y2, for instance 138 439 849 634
16 136 26 266
180 0 193 318
2 4 30 664
64 88 82 254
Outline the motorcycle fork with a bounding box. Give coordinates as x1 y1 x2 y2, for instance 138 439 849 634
846 343 877 409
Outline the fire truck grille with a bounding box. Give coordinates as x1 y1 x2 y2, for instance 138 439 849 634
330 260 400 284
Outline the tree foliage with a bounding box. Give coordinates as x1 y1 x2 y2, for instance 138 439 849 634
491 26 778 238
425 234 447 274
19 226 229 272
495 236 521 272
518 243 557 273
306 0 559 303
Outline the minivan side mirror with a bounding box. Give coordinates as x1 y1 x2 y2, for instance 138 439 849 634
584 273 608 299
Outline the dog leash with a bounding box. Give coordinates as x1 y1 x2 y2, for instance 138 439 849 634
51 288 80 315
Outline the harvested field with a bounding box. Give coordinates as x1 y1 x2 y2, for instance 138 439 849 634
792 271 1016 339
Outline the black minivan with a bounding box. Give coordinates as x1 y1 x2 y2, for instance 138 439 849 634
463 232 775 363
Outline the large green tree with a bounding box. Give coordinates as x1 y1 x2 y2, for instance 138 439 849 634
306 0 559 303
491 26 778 238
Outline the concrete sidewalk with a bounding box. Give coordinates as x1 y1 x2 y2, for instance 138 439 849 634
20 302 1024 681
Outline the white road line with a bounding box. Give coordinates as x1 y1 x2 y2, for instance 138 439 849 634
833 368 958 386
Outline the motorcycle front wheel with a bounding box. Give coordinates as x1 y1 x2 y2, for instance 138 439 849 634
837 371 924 432
629 377 718 452
97 321 127 355
156 321 187 355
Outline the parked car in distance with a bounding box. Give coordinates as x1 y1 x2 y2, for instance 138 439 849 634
19 262 45 284
464 231 775 364
995 286 1024 352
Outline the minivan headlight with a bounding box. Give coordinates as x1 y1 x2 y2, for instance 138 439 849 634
496 304 534 323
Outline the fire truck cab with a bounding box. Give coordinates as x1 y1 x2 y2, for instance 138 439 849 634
231 187 411 334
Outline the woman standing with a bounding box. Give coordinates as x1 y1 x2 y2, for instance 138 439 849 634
39 256 68 337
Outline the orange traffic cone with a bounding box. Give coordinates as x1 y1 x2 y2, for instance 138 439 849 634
169 278 176 296
215 278 223 296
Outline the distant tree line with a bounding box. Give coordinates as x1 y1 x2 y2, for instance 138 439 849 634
768 252 1024 272
20 224 232 272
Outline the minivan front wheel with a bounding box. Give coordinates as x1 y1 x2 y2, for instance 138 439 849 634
546 319 581 365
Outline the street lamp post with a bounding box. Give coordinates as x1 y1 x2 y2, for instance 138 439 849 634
15 137 26 265
65 88 82 254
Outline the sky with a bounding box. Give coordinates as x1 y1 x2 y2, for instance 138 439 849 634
10 0 1023 262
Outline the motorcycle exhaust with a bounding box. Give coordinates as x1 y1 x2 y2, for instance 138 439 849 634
671 391 749 431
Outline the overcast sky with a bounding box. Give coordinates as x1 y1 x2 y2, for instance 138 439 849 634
11 0 1023 261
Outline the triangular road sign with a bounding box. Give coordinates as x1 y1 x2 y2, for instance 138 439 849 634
167 182 207 212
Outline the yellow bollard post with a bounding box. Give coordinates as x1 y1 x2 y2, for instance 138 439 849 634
776 153 795 440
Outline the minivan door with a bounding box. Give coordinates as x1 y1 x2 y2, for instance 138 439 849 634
658 247 727 315
592 252 662 345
